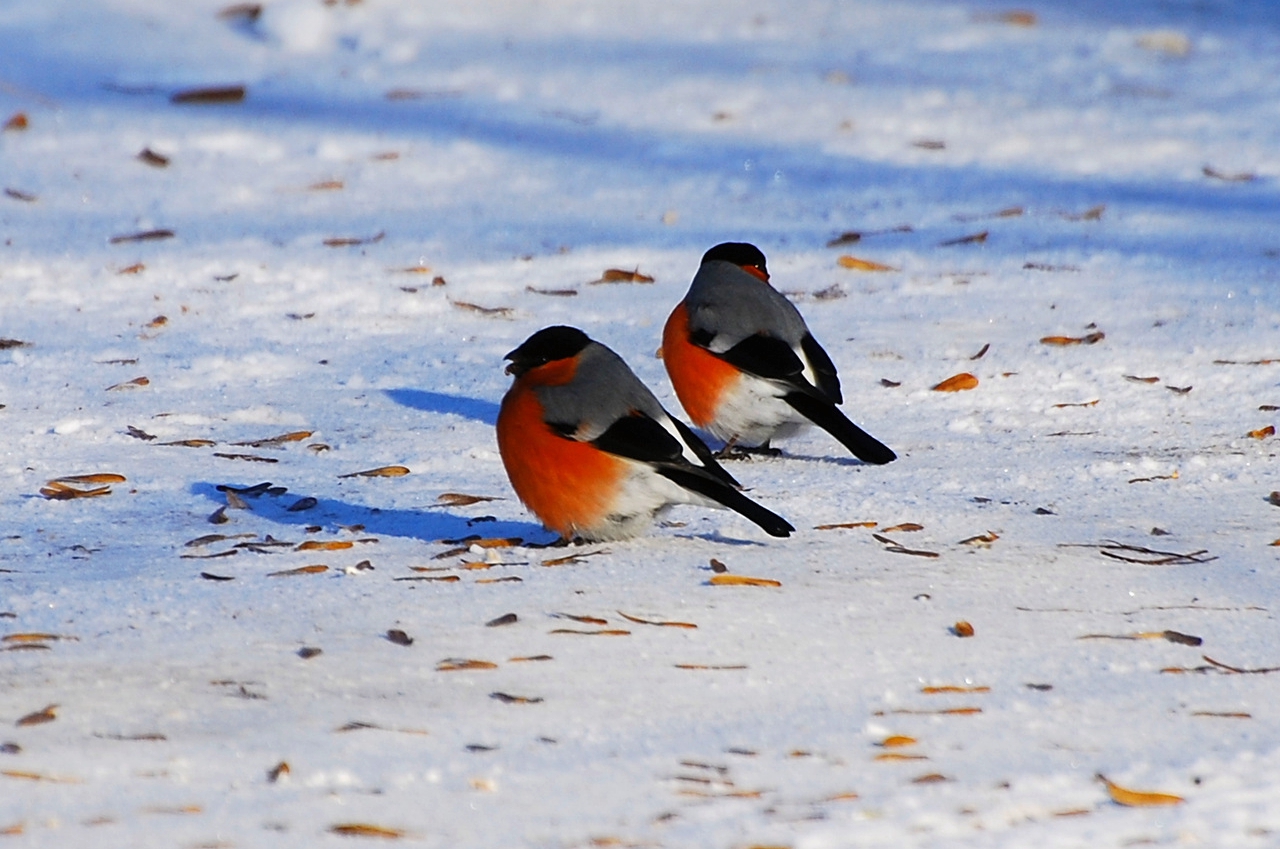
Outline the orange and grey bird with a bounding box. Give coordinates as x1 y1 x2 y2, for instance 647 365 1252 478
495 325 795 542
662 242 896 464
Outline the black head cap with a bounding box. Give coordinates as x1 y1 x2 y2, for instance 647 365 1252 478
504 325 591 376
701 242 768 277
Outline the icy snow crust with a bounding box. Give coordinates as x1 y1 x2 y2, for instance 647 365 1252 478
1 0 1279 846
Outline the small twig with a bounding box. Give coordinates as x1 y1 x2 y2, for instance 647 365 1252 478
1202 655 1280 675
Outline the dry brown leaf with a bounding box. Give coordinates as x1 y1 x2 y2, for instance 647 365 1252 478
932 373 978 392
592 268 655 284
436 492 500 506
329 823 406 839
449 300 514 318
296 541 353 551
436 658 498 671
40 481 113 500
267 761 290 782
554 613 608 625
233 430 312 448
921 685 990 694
814 521 877 530
267 565 328 577
912 773 950 784
548 628 631 636
1203 165 1256 183
674 663 748 670
1051 399 1099 408
541 549 608 566
117 263 145 275
3 633 75 644
53 473 126 485
880 735 918 747
823 791 861 802
2 769 80 784
109 229 174 244
874 752 928 762
171 85 245 104
1098 774 1184 807
106 376 150 391
617 611 697 629
3 112 29 131
161 439 217 448
1041 332 1105 346
939 230 988 246
1248 425 1275 439
340 465 410 478
882 522 923 533
15 704 57 726
137 147 170 167
509 654 552 662
953 620 975 637
709 574 782 588
958 531 999 546
308 180 344 191
837 255 897 272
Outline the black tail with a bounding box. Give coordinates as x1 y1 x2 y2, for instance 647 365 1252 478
784 392 897 465
657 467 794 538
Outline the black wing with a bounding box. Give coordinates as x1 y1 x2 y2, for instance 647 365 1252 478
587 413 740 488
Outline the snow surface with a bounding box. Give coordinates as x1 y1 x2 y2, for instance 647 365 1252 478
2 0 1279 846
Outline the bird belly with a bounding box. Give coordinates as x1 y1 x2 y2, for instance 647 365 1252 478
706 375 807 446
578 463 720 541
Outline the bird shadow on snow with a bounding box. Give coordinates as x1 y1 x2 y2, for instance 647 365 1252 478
189 482 551 545
383 388 499 426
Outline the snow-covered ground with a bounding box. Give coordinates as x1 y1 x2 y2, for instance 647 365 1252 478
2 0 1279 846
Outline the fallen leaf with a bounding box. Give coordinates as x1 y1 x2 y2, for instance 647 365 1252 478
2 633 76 644
329 823 406 839
1041 332 1105 346
340 465 411 478
39 481 113 500
880 735 918 747
709 575 782 587
875 752 928 762
912 773 950 784
814 521 877 530
548 629 631 636
1124 375 1160 384
837 255 896 272
958 531 999 546
106 376 149 391
592 268 655 284
932 372 978 392
161 439 217 448
1051 399 1099 408
232 430 312 448
953 620 975 637
267 761 290 782
882 522 923 533
324 231 385 247
921 685 990 694
437 658 498 671
4 187 36 202
526 286 578 297
1203 165 1255 183
137 147 170 167
51 473 126 485
213 452 278 463
385 629 413 646
449 300 514 318
617 611 697 629
436 492 499 506
1 769 80 784
267 565 328 577
826 231 862 247
1248 426 1275 439
296 541 353 551
3 112 28 131
486 613 518 627
939 230 988 247
490 692 544 704
171 84 246 104
109 229 175 244
308 180 344 191
15 704 57 726
554 613 609 625
1098 774 1184 807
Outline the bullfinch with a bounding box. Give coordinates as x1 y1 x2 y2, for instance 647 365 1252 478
662 242 896 464
496 325 795 542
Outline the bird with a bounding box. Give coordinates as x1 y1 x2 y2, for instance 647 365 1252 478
495 325 795 542
662 242 896 464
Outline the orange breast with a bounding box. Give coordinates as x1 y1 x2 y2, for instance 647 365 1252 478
496 375 626 539
662 301 740 429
